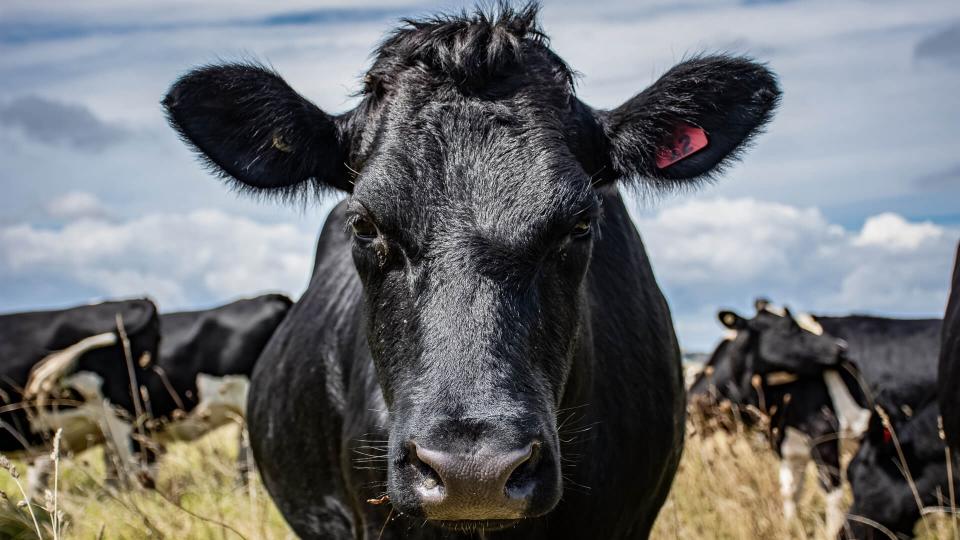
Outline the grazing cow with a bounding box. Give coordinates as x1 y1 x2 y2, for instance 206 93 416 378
843 399 958 539
164 5 780 538
691 302 943 536
0 299 161 488
689 303 861 534
12 295 292 492
147 294 292 442
95 294 294 485
939 242 960 452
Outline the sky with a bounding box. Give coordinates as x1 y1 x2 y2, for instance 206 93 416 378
1 0 959 351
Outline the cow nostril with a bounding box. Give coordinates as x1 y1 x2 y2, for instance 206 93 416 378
504 441 540 498
408 442 444 492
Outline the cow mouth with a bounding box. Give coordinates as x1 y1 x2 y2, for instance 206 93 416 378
431 518 523 532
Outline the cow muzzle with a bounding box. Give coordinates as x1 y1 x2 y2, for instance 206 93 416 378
389 425 562 529
409 440 538 522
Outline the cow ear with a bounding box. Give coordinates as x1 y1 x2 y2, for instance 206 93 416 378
594 55 780 187
718 310 748 330
163 63 354 196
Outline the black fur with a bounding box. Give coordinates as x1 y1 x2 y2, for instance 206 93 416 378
938 242 960 452
164 4 781 538
844 400 957 538
163 63 353 196
163 4 780 197
597 54 781 187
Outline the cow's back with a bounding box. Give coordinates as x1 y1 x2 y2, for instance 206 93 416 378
817 316 941 409
247 192 684 539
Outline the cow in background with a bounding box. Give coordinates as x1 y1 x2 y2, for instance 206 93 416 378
843 398 957 538
13 295 292 492
0 299 161 491
939 242 960 452
92 294 294 487
689 301 861 534
143 293 292 482
840 242 960 537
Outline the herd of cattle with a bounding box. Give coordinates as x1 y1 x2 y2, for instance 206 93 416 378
4 250 956 539
3 5 958 540
689 242 960 538
0 294 292 492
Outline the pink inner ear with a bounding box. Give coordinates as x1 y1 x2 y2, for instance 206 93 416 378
655 124 709 169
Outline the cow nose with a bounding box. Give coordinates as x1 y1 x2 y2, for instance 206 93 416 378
409 440 539 520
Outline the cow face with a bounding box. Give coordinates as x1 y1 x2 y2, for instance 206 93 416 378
164 6 779 529
843 404 951 539
719 306 847 377
689 304 846 418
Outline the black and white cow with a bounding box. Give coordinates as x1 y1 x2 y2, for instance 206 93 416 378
163 5 780 538
689 302 862 534
0 299 161 488
692 300 945 538
939 242 960 452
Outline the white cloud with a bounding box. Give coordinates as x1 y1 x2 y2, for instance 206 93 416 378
853 213 944 250
631 198 960 350
0 209 313 309
45 191 107 221
2 196 955 353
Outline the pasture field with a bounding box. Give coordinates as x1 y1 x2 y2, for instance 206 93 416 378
0 423 954 539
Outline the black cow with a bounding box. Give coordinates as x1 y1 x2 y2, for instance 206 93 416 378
844 242 960 538
0 299 161 489
939 242 960 452
164 5 780 538
99 294 294 485
146 293 292 441
843 399 957 538
5 295 292 492
689 303 859 534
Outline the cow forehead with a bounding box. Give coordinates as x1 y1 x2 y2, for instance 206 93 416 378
354 101 594 243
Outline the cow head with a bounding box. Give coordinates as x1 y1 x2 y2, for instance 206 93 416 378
164 5 779 529
25 299 161 414
689 301 847 421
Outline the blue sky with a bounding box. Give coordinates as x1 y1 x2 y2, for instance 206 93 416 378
1 0 958 350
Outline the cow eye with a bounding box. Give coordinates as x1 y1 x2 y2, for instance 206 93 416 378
571 218 592 239
351 217 378 241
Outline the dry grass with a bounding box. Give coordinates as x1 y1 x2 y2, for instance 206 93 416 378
0 422 954 539
0 424 294 539
651 428 834 540
653 425 959 540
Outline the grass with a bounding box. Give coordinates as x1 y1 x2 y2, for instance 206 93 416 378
0 424 294 539
0 422 955 539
